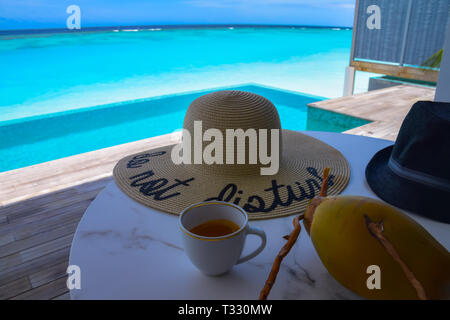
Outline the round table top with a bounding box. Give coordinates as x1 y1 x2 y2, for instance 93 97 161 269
69 131 450 300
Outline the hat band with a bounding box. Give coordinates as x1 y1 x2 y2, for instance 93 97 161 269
388 157 450 192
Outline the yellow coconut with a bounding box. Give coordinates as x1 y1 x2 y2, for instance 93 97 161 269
304 195 450 300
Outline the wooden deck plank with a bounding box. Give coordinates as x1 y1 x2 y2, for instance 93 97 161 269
29 261 68 288
0 232 14 247
20 234 74 263
0 253 23 271
350 60 439 83
344 121 400 141
10 276 68 300
0 277 31 300
13 209 84 241
3 186 102 224
0 180 104 216
52 292 70 300
0 247 70 287
0 198 94 235
0 221 78 258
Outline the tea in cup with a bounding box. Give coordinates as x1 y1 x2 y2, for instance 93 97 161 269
179 201 266 276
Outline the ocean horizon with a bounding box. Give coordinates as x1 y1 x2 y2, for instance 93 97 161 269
0 24 352 36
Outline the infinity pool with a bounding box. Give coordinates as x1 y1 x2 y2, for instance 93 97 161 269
0 84 370 172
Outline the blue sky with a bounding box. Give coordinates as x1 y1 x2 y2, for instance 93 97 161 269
0 0 356 30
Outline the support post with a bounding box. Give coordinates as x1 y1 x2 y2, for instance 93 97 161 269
344 0 359 97
343 66 356 96
399 0 413 66
435 21 450 102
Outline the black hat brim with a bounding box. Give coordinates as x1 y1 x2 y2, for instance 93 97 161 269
365 146 450 224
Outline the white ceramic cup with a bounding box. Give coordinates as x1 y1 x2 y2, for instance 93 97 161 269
179 201 266 276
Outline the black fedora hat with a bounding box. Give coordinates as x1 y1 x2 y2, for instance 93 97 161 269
365 100 450 224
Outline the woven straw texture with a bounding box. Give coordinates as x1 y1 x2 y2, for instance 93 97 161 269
113 90 350 220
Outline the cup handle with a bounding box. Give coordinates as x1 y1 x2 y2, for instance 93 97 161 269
236 226 266 265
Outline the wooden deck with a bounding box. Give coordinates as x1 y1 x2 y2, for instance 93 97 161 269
0 84 435 299
309 84 436 141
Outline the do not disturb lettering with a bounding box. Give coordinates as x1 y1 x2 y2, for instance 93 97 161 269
127 151 167 169
129 170 195 201
206 167 335 213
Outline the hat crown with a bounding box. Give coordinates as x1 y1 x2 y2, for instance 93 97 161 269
391 101 450 182
182 90 282 175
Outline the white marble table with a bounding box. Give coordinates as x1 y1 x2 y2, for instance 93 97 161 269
69 131 450 300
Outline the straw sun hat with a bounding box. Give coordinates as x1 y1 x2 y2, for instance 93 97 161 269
114 90 350 220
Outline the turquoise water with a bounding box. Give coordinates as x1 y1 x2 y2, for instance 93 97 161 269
0 84 369 172
0 27 373 122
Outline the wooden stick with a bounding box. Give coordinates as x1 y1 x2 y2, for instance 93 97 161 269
259 215 302 300
259 168 331 300
364 215 427 300
320 167 330 197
